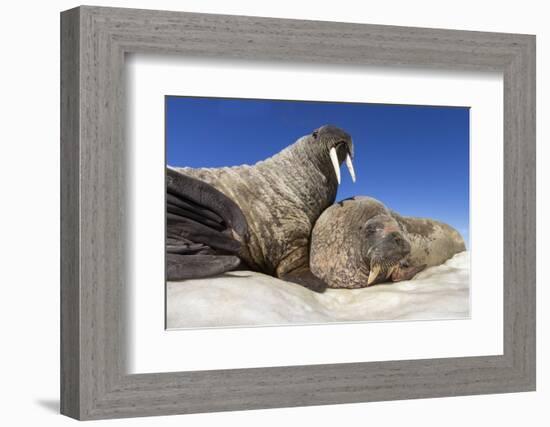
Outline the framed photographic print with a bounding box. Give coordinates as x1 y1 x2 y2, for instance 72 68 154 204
163 97 471 330
60 5 536 420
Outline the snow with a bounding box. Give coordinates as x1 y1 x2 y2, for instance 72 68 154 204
167 251 470 329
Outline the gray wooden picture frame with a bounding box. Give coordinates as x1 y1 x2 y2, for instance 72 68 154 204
60 5 536 420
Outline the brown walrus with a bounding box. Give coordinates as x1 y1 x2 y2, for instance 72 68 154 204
310 196 466 289
167 125 356 291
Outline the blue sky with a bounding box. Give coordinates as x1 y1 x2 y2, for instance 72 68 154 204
166 96 470 247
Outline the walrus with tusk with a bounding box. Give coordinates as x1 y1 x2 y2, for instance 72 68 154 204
310 196 466 289
167 125 356 291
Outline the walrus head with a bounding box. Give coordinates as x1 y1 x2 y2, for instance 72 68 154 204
311 125 355 184
361 214 412 285
310 197 419 289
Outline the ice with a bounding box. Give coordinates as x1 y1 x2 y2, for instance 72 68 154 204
167 252 470 329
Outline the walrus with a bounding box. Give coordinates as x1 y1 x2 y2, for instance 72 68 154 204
310 196 466 289
167 125 356 291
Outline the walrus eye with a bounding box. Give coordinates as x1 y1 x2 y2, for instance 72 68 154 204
312 130 318 139
365 224 376 235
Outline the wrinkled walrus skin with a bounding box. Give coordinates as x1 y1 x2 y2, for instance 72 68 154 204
169 125 356 291
310 196 466 289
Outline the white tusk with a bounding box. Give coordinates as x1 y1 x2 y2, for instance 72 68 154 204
329 146 341 185
345 153 356 183
386 264 397 279
367 264 381 286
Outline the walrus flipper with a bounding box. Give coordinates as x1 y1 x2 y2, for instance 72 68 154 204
166 168 248 281
281 268 329 293
390 263 427 282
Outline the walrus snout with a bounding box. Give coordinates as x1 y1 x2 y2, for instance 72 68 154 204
366 232 411 285
312 125 355 184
